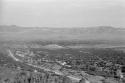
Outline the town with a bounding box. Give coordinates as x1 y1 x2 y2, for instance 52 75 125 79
5 45 125 83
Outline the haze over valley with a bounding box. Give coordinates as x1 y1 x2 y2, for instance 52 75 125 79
0 0 125 83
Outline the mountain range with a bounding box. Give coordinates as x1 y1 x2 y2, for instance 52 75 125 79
0 25 125 44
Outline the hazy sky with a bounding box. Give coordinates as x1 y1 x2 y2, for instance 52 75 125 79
0 0 125 27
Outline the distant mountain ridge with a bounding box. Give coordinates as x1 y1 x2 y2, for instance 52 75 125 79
0 25 125 43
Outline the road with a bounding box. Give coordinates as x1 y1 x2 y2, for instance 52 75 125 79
8 49 20 61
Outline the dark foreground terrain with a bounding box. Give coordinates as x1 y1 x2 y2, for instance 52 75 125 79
0 41 125 83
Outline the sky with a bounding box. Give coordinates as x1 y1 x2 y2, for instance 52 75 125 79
0 0 125 27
